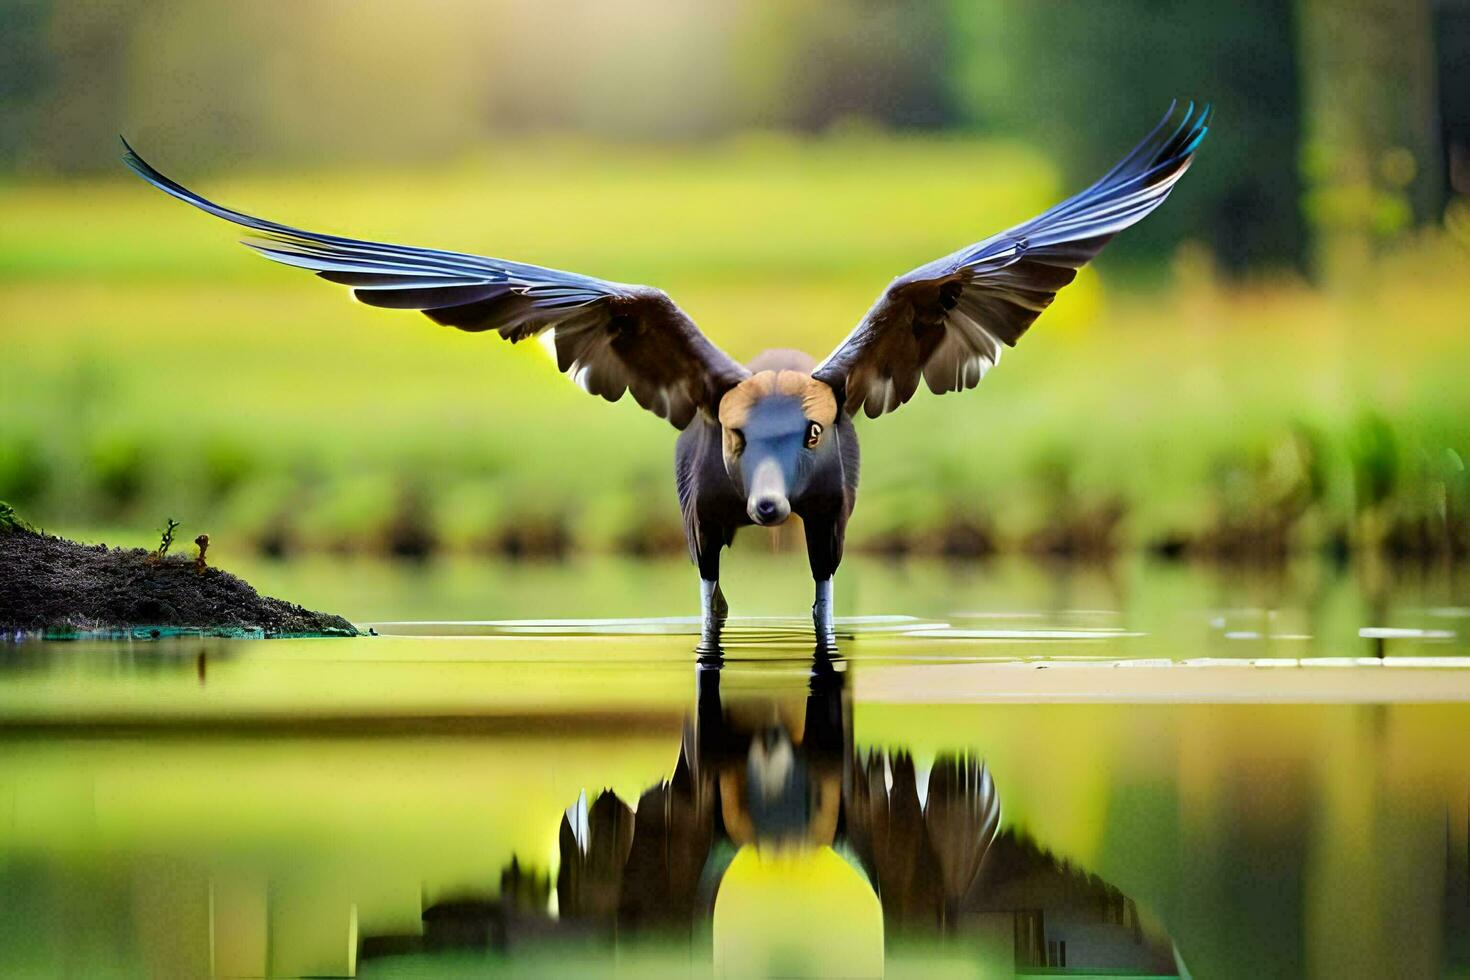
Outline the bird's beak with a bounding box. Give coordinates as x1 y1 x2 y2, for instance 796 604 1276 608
746 457 791 526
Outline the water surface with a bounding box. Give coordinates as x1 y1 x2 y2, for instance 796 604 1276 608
2 557 1468 977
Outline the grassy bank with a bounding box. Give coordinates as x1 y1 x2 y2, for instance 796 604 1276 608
2 135 1467 561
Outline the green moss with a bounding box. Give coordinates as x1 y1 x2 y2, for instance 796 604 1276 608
0 500 32 533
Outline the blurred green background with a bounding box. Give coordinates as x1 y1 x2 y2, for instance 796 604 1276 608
2 0 1468 562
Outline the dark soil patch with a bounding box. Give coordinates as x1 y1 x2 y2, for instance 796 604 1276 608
0 524 357 637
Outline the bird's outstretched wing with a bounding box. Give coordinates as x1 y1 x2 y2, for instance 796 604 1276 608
813 101 1210 419
121 140 749 429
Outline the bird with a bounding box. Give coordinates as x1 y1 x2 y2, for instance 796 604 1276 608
122 101 1210 642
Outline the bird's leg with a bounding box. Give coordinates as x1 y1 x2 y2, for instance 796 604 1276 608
698 579 728 652
696 536 728 650
701 578 728 622
812 577 835 643
803 514 844 647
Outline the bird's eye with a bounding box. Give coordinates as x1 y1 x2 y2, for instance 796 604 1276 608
805 422 823 449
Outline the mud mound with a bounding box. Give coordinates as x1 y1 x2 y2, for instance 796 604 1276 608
0 523 357 637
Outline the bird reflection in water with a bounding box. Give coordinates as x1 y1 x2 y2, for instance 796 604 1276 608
361 647 1182 976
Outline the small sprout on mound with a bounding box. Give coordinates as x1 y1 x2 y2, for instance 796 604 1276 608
152 518 181 561
195 533 210 573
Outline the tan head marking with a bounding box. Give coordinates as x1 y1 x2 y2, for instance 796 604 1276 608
718 371 837 457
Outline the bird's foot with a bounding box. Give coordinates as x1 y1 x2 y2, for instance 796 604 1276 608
812 578 835 647
700 579 728 652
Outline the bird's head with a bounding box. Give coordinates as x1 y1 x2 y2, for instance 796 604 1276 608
718 371 838 526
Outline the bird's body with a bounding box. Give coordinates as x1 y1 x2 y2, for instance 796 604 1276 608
676 349 860 632
123 102 1210 643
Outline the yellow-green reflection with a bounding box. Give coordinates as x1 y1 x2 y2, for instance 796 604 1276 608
714 847 883 977
2 574 1469 977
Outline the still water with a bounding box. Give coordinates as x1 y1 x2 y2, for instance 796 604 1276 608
2 555 1469 977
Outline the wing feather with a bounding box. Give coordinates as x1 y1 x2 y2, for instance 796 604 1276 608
121 139 748 428
814 101 1210 418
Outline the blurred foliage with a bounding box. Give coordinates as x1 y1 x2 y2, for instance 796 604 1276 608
1 2 1467 562
1349 413 1401 516
731 0 953 131
949 0 1307 272
1 139 1467 561
2 0 1464 277
1299 0 1443 280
